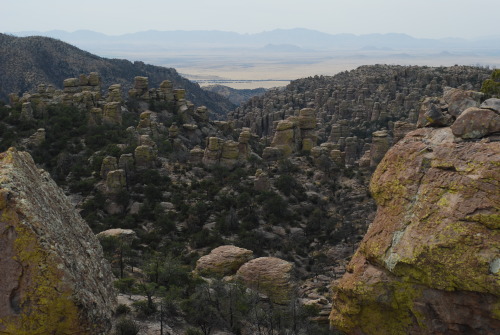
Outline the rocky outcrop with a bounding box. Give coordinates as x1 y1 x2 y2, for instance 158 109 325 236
230 65 489 167
330 124 500 334
195 245 254 277
236 257 296 304
0 148 115 334
263 108 317 159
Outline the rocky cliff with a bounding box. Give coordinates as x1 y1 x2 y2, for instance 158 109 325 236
0 148 116 334
330 99 500 333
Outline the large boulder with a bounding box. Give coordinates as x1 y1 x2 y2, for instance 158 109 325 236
195 245 253 277
451 107 500 139
0 148 116 334
330 127 500 334
236 257 295 304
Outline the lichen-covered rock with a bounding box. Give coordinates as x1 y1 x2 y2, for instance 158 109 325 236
173 89 186 101
105 169 127 194
118 153 134 173
189 146 205 164
238 128 251 144
330 127 500 335
221 141 239 160
102 102 122 125
100 156 118 179
194 106 209 123
134 145 157 169
107 84 122 103
21 102 33 121
168 124 180 138
236 257 295 304
195 245 253 277
451 107 500 139
0 148 115 334
298 108 316 129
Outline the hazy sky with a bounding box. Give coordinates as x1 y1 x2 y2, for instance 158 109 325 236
2 0 498 38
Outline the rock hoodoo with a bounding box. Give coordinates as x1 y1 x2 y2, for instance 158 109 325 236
330 107 500 333
0 148 116 334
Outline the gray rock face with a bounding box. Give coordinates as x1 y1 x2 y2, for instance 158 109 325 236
481 98 500 113
0 148 115 334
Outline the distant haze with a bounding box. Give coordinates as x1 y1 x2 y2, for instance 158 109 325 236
2 0 499 39
7 29 500 90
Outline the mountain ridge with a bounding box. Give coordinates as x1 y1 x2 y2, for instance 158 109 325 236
0 33 236 117
8 28 500 51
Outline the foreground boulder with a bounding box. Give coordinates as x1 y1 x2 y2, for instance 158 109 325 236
236 257 295 304
0 148 116 334
330 127 500 334
195 245 253 277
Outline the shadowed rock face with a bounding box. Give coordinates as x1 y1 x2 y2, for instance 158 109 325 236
0 148 116 334
330 126 500 334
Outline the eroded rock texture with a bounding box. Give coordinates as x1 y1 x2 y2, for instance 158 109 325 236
195 245 254 277
330 127 500 334
0 148 115 334
236 257 296 305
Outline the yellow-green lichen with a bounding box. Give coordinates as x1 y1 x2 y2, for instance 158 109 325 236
0 223 81 334
466 213 500 230
333 279 425 335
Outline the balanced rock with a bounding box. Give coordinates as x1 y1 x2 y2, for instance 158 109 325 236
195 245 253 277
369 130 390 168
236 257 295 304
189 146 205 164
97 228 136 244
0 148 115 334
330 127 500 334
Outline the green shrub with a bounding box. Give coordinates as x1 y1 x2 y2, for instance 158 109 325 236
115 304 132 316
114 317 139 335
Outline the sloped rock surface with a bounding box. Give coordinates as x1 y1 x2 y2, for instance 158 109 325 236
330 127 500 334
195 245 253 277
0 148 115 334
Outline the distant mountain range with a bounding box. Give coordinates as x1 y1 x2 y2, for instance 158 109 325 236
8 28 500 53
0 34 236 116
